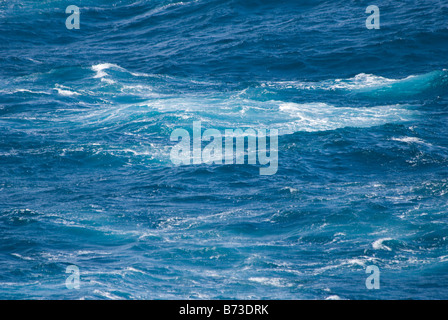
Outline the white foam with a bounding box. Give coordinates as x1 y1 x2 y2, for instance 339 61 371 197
268 73 418 91
93 290 122 300
101 78 116 84
391 136 427 144
128 1 195 23
328 73 400 90
372 238 393 251
278 102 415 133
314 256 379 275
137 96 415 134
55 88 80 96
125 267 148 275
326 295 342 300
11 253 34 261
10 89 50 95
248 277 292 287
282 187 298 193
92 63 122 79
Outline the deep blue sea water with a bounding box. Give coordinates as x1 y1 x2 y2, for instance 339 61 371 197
1 0 448 299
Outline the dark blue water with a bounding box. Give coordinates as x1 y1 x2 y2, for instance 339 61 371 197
1 0 448 299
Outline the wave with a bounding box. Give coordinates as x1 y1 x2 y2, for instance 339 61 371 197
265 70 448 98
2 63 421 137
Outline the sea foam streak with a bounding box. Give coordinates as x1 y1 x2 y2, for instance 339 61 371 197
265 70 448 96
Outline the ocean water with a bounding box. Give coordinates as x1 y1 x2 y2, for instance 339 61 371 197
1 0 448 300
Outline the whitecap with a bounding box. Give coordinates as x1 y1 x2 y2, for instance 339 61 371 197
325 295 343 300
248 277 292 288
372 238 393 251
55 88 80 96
391 136 430 146
91 63 122 79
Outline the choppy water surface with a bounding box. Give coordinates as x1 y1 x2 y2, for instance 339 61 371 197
1 0 448 299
